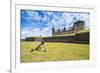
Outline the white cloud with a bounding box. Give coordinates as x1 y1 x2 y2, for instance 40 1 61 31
21 11 90 39
23 11 42 21
21 27 52 39
41 27 52 37
32 28 40 32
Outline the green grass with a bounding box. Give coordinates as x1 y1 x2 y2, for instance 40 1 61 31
21 42 89 63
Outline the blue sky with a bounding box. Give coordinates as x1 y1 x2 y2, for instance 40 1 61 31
21 10 90 39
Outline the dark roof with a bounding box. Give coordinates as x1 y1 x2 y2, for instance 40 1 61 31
74 20 84 24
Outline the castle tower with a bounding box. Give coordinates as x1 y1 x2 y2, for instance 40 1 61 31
62 22 66 32
63 27 66 32
52 24 55 36
73 20 84 33
58 28 60 32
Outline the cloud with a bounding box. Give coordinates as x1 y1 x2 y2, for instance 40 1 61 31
21 26 52 39
32 28 40 32
21 10 90 39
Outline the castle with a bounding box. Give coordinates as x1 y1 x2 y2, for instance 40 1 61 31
52 20 85 36
25 19 89 44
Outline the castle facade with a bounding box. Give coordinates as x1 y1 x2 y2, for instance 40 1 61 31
52 20 85 36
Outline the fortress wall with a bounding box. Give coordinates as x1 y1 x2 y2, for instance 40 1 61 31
25 32 89 44
75 32 89 44
43 36 75 43
43 32 89 44
25 37 35 41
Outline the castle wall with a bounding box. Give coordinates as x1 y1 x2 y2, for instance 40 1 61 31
52 20 85 36
25 32 89 44
54 30 73 35
25 21 87 43
43 32 89 44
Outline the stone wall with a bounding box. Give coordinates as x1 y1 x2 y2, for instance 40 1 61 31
25 32 89 44
25 37 35 41
43 32 89 44
75 32 89 44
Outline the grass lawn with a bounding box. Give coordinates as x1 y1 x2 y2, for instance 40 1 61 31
21 41 89 63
